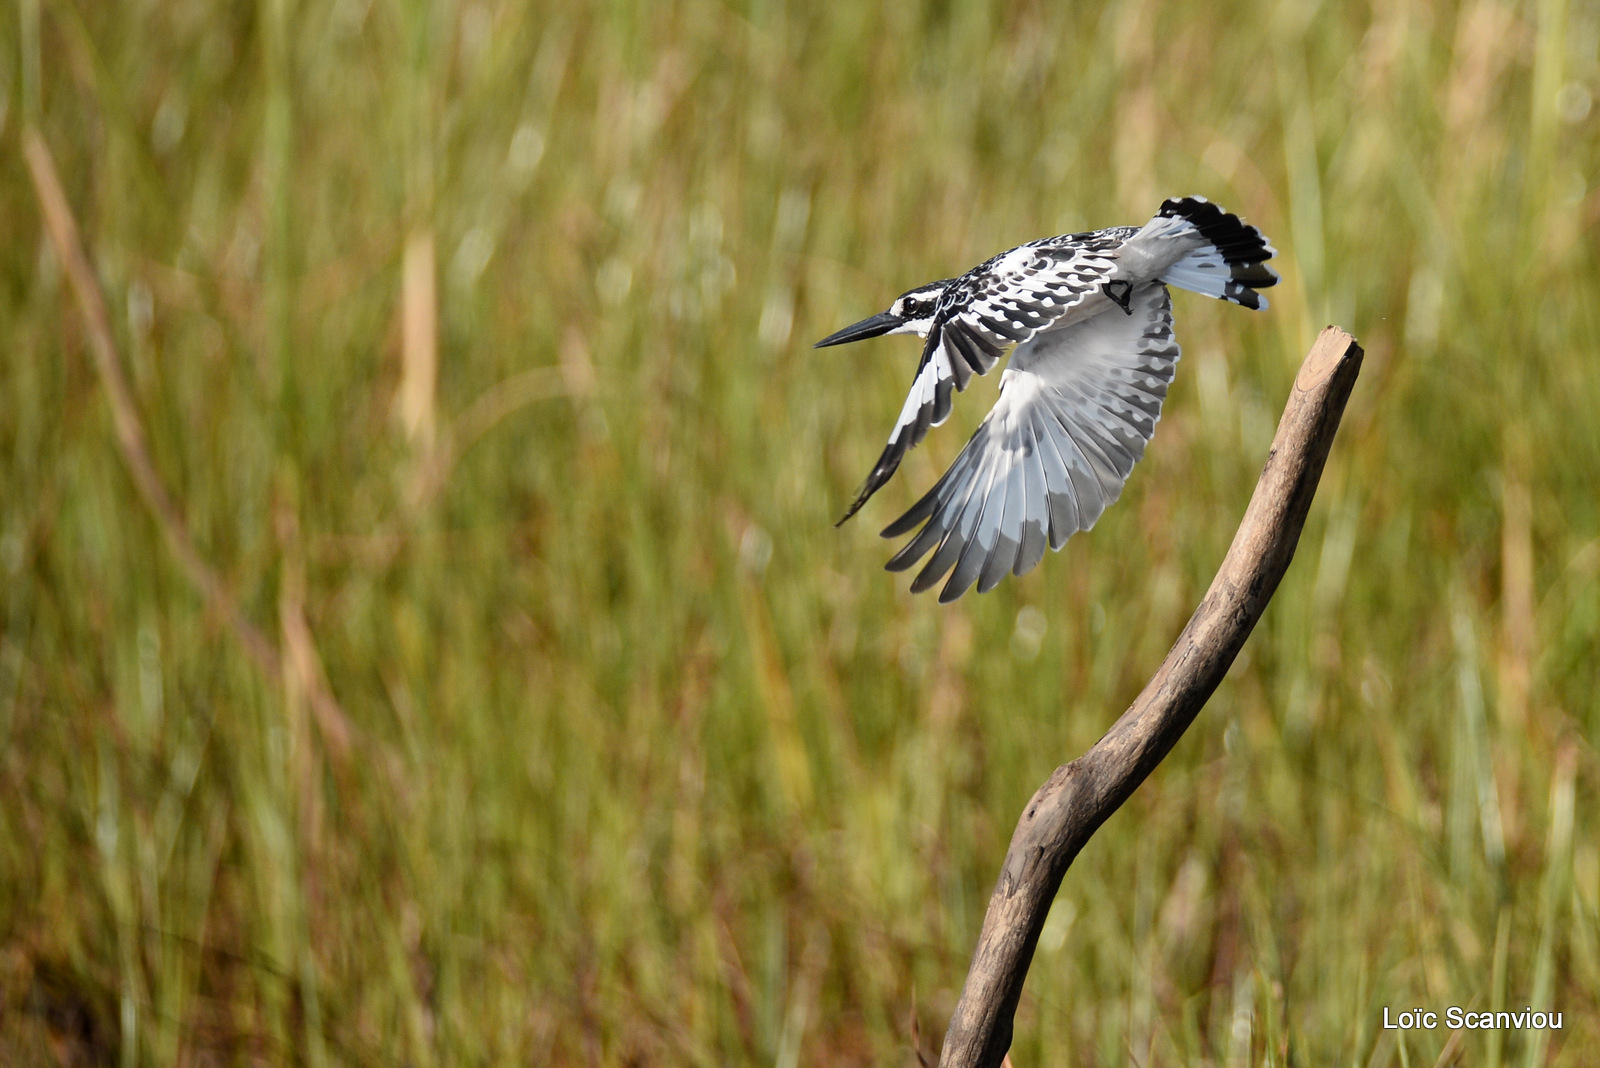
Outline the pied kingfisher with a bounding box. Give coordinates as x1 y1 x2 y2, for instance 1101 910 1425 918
816 196 1278 603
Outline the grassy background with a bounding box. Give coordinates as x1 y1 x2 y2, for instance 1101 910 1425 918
3 0 1599 1064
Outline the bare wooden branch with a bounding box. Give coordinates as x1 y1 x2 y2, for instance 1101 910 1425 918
937 326 1364 1068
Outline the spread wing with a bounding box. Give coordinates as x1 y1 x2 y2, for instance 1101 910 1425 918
880 282 1179 602
837 230 1137 525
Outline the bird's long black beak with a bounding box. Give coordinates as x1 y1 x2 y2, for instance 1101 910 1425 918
813 311 903 348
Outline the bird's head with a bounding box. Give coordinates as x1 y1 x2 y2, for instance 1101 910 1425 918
813 279 952 347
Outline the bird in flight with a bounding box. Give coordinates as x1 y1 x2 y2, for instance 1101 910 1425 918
816 196 1277 603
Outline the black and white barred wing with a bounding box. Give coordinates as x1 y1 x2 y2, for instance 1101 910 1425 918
837 235 1131 524
881 282 1179 602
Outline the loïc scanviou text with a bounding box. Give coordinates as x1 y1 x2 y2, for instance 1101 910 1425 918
1383 1007 1562 1031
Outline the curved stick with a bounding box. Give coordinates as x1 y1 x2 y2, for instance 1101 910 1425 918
938 327 1364 1068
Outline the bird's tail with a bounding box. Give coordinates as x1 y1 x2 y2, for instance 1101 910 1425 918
1149 196 1278 310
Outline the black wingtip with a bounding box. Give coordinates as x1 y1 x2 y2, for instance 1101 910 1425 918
836 426 916 528
937 577 972 604
880 492 936 539
834 476 877 527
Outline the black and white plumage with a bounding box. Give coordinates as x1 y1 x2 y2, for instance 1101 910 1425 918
815 196 1277 602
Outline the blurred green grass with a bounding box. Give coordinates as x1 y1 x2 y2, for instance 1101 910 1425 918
2 0 1599 1064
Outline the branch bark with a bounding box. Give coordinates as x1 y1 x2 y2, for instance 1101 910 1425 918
937 326 1364 1068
